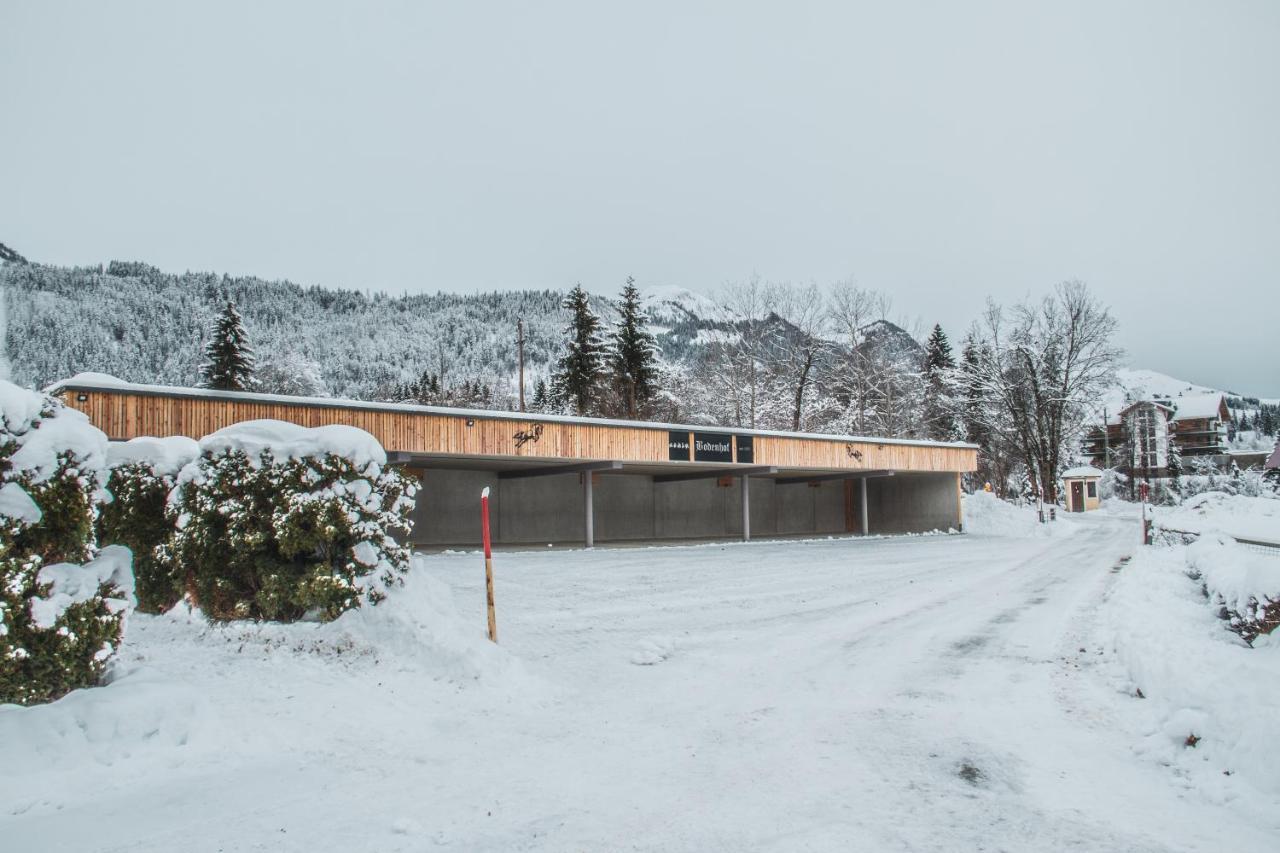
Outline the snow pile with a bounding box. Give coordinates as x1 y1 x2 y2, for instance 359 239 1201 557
0 555 519 789
0 671 222 778
196 419 386 472
107 435 200 476
962 492 1078 538
147 556 517 682
1099 544 1280 802
1154 492 1280 542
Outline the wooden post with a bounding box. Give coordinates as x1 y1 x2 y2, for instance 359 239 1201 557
741 474 751 542
860 477 869 535
584 472 594 549
956 472 963 532
480 486 497 643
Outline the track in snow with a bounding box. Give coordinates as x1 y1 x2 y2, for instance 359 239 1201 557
6 517 1266 852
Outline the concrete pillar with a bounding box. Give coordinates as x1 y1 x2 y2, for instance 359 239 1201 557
584 472 594 548
742 474 751 542
860 477 869 535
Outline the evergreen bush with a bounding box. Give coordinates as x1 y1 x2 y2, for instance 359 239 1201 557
97 437 199 613
164 424 416 622
1 381 133 705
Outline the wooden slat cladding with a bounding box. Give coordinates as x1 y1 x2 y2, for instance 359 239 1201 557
59 389 976 473
753 434 974 472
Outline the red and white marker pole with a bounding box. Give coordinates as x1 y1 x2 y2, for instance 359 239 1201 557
481 486 497 643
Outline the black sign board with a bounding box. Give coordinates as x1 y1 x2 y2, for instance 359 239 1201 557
693 432 734 463
668 430 691 461
736 435 754 464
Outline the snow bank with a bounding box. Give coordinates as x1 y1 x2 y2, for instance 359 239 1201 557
107 435 201 476
1185 534 1278 634
197 418 386 472
962 492 1078 538
0 678 221 785
0 556 519 785
1154 492 1280 543
1099 544 1280 803
147 556 515 683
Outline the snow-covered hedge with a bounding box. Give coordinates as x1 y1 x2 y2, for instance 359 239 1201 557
0 380 134 705
1186 534 1279 644
163 420 416 622
1100 543 1280 802
98 437 200 613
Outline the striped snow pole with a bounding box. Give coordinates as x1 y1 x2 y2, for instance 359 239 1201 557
481 486 497 643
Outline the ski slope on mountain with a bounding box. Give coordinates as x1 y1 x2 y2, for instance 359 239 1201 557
4 506 1273 852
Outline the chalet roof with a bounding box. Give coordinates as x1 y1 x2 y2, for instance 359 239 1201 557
1267 442 1280 470
1169 393 1227 422
1115 399 1174 419
47 373 981 452
1061 466 1103 479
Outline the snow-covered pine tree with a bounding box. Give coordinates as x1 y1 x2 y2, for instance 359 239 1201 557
551 285 605 417
922 324 957 441
1166 428 1182 502
531 378 549 412
200 301 255 391
608 276 660 419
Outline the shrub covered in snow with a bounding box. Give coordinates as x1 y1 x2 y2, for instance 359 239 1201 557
164 420 416 622
1185 534 1280 644
0 380 134 705
98 437 200 613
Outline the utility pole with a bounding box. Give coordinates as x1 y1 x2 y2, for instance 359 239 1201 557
517 318 526 413
1102 407 1110 469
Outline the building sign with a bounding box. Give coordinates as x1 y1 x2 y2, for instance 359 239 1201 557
693 432 733 463
668 430 691 461
736 435 754 464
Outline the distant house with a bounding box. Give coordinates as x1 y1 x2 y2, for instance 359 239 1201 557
1084 392 1231 477
1267 441 1280 472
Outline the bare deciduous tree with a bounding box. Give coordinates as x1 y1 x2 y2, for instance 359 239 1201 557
963 281 1122 503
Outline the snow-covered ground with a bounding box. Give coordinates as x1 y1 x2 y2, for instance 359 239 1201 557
3 511 1277 851
1153 491 1280 543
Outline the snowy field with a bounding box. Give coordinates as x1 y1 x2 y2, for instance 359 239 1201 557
4 510 1278 851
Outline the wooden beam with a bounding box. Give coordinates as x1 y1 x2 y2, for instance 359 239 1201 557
774 470 894 485
653 465 777 483
498 460 623 479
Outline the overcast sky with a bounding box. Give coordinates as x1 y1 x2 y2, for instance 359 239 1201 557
3 1 1277 395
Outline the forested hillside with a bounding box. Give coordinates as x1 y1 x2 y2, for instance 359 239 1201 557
3 260 569 401
0 260 929 435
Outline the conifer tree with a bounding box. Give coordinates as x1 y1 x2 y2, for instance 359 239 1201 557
922 324 957 441
551 285 605 416
531 378 549 412
608 276 660 419
200 302 255 391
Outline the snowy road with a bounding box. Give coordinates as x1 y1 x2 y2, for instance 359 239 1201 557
5 516 1272 851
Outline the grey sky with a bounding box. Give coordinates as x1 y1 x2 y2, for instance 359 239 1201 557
3 1 1277 395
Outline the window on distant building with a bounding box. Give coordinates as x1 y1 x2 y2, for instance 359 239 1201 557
1087 482 1097 498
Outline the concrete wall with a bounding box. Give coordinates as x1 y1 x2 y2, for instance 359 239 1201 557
408 467 959 547
865 473 960 534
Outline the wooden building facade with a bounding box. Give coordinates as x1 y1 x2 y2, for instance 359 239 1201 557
54 377 978 547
